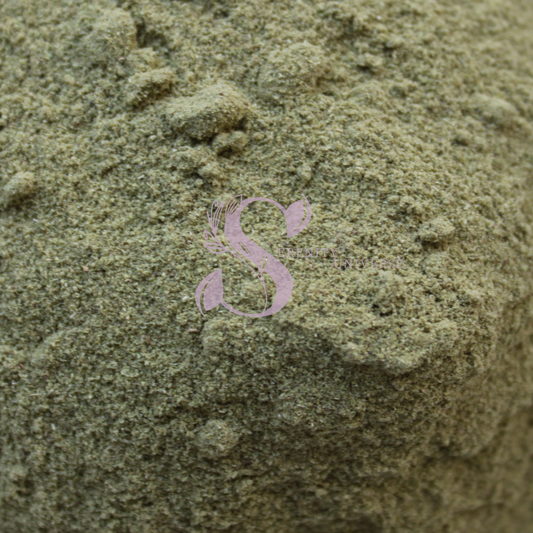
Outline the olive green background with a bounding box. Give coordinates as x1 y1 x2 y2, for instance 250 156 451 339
1 0 533 531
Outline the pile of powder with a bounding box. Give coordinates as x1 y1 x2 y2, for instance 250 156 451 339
1 0 533 532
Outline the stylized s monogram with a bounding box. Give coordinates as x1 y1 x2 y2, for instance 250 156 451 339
195 194 312 318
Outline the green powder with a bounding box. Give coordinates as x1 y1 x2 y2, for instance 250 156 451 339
1 0 533 531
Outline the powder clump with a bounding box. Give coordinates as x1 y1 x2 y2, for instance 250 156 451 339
212 131 248 155
126 47 163 72
0 171 36 207
165 82 250 140
195 420 240 459
88 8 137 63
126 68 175 106
418 216 456 244
257 42 329 100
472 94 521 130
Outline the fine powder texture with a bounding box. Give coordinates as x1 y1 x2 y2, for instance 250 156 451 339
1 0 533 532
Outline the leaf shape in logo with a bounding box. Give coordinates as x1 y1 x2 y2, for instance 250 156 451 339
284 199 305 238
203 270 224 311
195 269 224 317
225 194 242 218
208 199 224 236
204 241 227 254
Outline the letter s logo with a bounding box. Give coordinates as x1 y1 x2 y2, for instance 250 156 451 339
195 194 312 318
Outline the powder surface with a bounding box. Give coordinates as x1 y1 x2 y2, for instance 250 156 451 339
1 0 533 532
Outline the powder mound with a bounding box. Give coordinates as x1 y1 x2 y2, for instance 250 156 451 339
126 68 175 105
472 94 521 129
356 52 384 72
341 333 429 375
194 420 240 459
89 8 137 62
4 0 533 531
212 131 248 155
126 48 163 72
31 329 84 369
1 171 36 207
418 216 455 244
371 271 406 315
174 146 224 182
257 42 329 100
165 82 250 140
